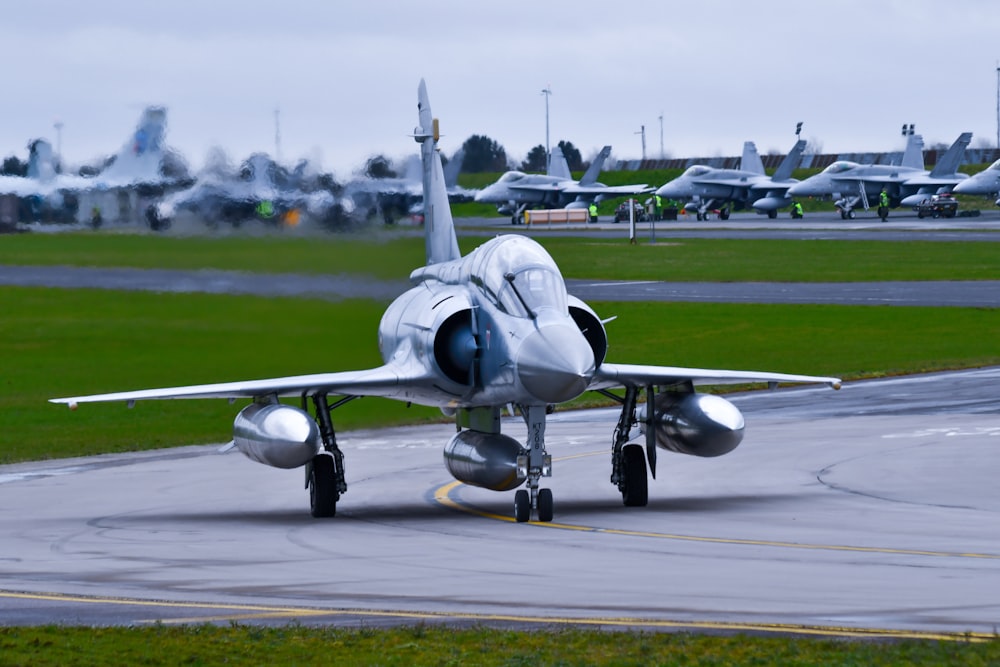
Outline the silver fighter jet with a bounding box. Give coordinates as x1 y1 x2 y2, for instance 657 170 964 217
52 81 841 523
952 158 1000 206
788 132 972 219
655 139 806 220
474 144 650 224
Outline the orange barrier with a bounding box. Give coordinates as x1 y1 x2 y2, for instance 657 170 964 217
524 208 590 224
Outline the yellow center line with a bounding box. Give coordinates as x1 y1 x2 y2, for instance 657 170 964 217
433 460 1000 561
0 590 991 642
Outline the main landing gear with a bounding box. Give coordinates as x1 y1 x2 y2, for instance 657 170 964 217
304 393 352 517
513 404 554 522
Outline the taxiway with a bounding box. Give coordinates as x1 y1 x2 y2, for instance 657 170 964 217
1 368 998 638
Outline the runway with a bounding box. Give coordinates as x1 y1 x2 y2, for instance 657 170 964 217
2 367 998 638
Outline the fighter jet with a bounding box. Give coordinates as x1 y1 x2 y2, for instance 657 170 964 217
788 131 972 219
474 144 650 224
0 107 191 226
340 148 474 224
51 80 840 523
655 139 807 220
952 158 1000 205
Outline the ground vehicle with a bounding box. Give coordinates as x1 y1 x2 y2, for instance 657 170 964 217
613 200 647 223
914 194 958 219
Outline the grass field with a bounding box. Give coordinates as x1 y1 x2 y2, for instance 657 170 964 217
2 232 999 282
1 625 997 666
4 286 999 463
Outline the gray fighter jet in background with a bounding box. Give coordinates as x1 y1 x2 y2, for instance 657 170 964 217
952 158 1000 205
0 107 191 226
788 131 972 219
655 138 806 220
52 80 840 523
475 144 650 224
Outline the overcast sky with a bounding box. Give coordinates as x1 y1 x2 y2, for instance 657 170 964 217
3 1 999 177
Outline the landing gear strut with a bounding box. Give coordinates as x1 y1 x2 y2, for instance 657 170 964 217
606 386 649 507
514 404 553 522
304 393 352 518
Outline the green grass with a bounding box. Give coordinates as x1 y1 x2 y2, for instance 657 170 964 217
0 625 996 665
4 286 999 463
3 232 1000 282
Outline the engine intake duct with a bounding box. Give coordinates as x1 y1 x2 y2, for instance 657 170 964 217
434 309 477 385
443 430 526 491
641 392 745 458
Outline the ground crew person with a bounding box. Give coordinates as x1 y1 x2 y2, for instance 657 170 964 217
791 200 803 218
588 202 598 223
878 188 889 221
654 194 663 220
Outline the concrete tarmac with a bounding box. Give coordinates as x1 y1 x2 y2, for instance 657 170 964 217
2 367 998 638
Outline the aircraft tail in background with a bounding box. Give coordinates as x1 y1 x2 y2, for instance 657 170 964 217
579 145 612 186
740 142 765 175
771 139 807 182
928 132 972 178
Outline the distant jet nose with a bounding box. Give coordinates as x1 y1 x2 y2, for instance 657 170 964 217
516 323 595 404
474 186 498 203
656 182 680 197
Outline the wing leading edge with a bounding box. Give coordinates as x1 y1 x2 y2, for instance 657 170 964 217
591 362 841 391
50 363 436 406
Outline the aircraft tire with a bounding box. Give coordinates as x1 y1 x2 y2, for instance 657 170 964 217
621 445 648 507
847 210 855 219
537 488 554 522
309 455 338 518
767 209 777 219
720 208 730 220
514 489 531 523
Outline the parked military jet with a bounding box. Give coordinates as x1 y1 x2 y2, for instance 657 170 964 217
474 144 650 224
52 80 840 523
952 158 1000 205
0 107 191 226
788 132 972 219
340 148 473 224
655 139 806 220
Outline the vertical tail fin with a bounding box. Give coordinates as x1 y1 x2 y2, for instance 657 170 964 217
443 148 465 188
899 132 925 170
547 146 572 179
416 80 461 266
929 132 972 178
740 142 765 175
579 145 611 185
771 139 807 181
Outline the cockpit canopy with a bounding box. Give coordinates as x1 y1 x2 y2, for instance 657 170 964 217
468 236 568 318
823 161 859 174
682 165 712 178
498 171 526 184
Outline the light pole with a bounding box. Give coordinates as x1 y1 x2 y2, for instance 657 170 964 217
635 125 646 161
53 120 63 162
995 64 999 149
658 112 664 159
541 86 552 172
274 107 282 164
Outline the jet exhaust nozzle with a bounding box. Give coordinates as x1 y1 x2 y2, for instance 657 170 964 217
233 403 321 469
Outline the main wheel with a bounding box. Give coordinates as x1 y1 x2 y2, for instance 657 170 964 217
514 489 531 523
767 209 777 219
847 210 855 219
621 445 648 507
537 488 554 522
309 454 338 518
719 208 730 220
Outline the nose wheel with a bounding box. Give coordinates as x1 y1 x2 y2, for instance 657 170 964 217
513 487 554 523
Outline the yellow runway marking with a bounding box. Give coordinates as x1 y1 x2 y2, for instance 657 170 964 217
433 477 1000 561
0 590 993 642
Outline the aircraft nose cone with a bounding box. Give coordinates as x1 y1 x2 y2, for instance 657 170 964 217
516 324 595 404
